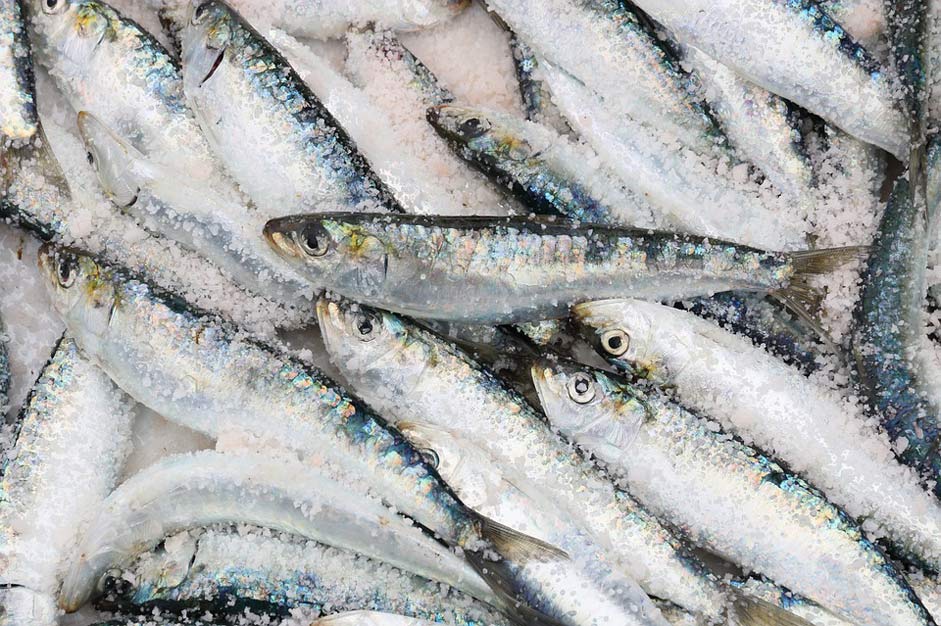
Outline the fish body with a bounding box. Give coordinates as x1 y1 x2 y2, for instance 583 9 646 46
626 0 909 158
427 104 657 227
0 335 134 623
540 63 807 250
730 578 854 626
530 359 934 626
0 313 8 412
576 298 941 572
181 1 403 216
109 528 507 626
506 35 571 135
0 131 71 241
821 0 887 47
59 450 498 613
0 0 37 139
483 0 723 155
265 212 855 324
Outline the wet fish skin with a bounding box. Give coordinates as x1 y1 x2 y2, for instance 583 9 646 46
530 359 935 626
265 212 854 324
181 1 404 216
506 34 571 135
0 313 8 412
0 335 135 624
427 104 657 228
0 0 37 139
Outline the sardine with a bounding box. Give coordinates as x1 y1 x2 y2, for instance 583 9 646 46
427 104 658 227
0 313 9 413
105 528 508 626
730 578 854 626
530 358 934 626
505 34 571 135
624 0 909 158
481 0 723 155
575 298 941 572
820 0 887 48
37 245 561 625
264 212 862 324
538 62 807 251
0 0 37 139
315 296 816 626
0 335 135 624
181 1 404 217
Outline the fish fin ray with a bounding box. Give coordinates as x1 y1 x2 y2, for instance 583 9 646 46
464 547 567 626
729 589 816 626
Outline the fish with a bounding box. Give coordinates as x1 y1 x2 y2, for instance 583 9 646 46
264 212 864 324
852 160 941 493
481 0 724 155
911 574 941 622
28 0 243 202
537 62 808 251
820 0 887 48
0 335 135 625
315 296 817 626
223 0 470 40
37 245 563 625
624 0 909 158
730 578 854 626
505 34 571 135
574 298 941 573
76 110 314 307
396 421 672 626
58 450 502 614
427 103 658 227
0 312 8 412
180 1 404 217
0 128 71 241
103 528 509 626
530 358 935 626
882 0 931 144
0 0 37 139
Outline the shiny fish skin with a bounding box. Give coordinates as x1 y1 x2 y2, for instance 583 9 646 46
506 35 571 136
315 297 768 623
58 450 498 613
0 313 8 412
482 0 723 155
109 529 507 626
539 62 808 251
0 0 37 139
181 1 404 217
265 212 839 324
575 298 941 574
0 132 71 241
37 246 555 623
428 104 658 227
729 578 854 626
530 360 935 626
627 0 909 158
852 170 941 493
0 335 134 624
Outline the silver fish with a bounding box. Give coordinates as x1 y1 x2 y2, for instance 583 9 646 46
0 313 8 413
0 0 37 139
625 0 909 158
315 296 815 626
265 212 862 324
0 335 135 624
506 34 571 136
181 1 404 217
38 245 561 625
530 358 934 626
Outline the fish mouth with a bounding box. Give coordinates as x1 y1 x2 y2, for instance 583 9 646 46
199 49 225 86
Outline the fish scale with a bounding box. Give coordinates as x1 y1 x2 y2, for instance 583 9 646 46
0 0 37 139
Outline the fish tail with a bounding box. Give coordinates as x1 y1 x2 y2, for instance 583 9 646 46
728 588 816 626
770 245 869 336
465 514 569 626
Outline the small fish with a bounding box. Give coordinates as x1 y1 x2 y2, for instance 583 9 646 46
316 296 815 626
0 313 8 413
730 577 854 626
506 34 571 135
38 245 561 625
0 335 135 625
0 0 37 139
265 212 863 324
0 129 71 241
483 0 723 155
58 450 501 614
427 104 658 227
103 528 507 625
181 1 404 217
575 298 941 574
625 0 909 158
530 359 935 626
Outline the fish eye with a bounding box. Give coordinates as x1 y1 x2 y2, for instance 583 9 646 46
354 314 378 342
459 117 489 139
295 224 330 257
85 151 95 167
56 254 78 288
601 329 630 357
43 0 68 14
567 373 596 404
191 2 211 24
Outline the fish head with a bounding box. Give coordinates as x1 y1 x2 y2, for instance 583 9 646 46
428 104 537 164
530 357 646 462
29 0 113 69
38 244 118 348
265 215 388 298
572 299 665 382
182 0 234 94
0 587 58 625
77 111 144 208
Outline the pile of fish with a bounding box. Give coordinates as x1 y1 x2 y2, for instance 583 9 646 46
2 0 941 625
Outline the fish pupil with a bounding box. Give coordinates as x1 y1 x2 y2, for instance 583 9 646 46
606 336 622 350
357 318 373 336
46 0 56 7
574 378 590 394
460 118 483 138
